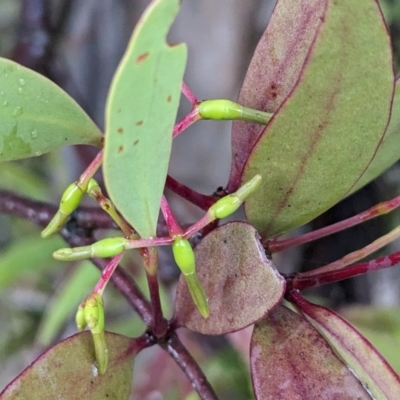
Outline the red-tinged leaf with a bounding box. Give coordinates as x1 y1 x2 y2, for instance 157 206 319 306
351 78 400 194
229 0 327 190
250 305 370 400
174 222 285 335
293 294 400 399
242 0 394 237
0 332 138 400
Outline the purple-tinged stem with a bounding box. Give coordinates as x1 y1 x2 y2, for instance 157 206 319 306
267 194 400 253
161 332 218 400
166 175 216 211
173 108 200 138
78 149 103 188
182 81 199 104
290 250 400 291
299 224 400 277
160 195 183 236
93 253 124 295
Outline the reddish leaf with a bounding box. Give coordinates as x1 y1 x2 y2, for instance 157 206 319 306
229 0 327 190
174 222 285 334
1 332 138 400
250 305 370 399
242 0 394 237
350 78 400 194
293 294 400 399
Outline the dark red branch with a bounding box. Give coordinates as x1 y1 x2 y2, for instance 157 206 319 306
166 175 216 211
161 332 218 400
288 251 400 291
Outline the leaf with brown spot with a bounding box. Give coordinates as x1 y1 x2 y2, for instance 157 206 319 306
228 0 327 190
242 0 394 237
0 332 138 400
174 222 285 334
250 305 370 400
104 0 187 237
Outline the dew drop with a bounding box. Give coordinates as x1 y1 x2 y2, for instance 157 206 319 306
18 78 26 86
35 150 42 156
13 106 23 117
17 87 23 94
0 91 5 96
3 100 8 107
31 129 38 139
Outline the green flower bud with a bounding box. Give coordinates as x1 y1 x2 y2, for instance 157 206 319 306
172 238 196 275
84 294 104 334
53 237 126 261
209 174 262 219
198 99 243 120
60 182 85 216
184 272 209 318
90 237 126 258
75 303 87 331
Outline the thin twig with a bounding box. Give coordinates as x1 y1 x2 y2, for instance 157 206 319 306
267 194 400 253
161 332 218 400
166 175 216 211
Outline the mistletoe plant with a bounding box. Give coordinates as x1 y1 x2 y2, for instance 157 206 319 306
1 0 400 398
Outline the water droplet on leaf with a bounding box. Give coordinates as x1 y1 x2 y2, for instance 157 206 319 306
35 150 42 156
17 87 23 94
13 107 23 117
31 129 38 139
3 100 8 107
18 78 26 86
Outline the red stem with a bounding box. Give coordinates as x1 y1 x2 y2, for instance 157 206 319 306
181 81 199 104
290 251 400 291
160 195 183 236
160 332 218 400
166 175 216 211
93 253 124 294
173 108 200 138
267 194 400 253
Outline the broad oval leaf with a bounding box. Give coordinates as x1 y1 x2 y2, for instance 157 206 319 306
250 305 370 399
293 295 400 399
228 0 327 190
0 58 102 162
104 0 187 237
0 331 137 400
242 0 394 237
350 78 400 194
174 222 285 335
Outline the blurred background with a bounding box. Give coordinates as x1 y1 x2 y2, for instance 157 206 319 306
1 0 400 398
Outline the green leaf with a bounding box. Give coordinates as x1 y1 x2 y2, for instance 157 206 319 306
0 58 103 162
103 0 187 237
0 332 137 400
251 305 370 399
174 222 285 334
0 235 65 289
350 78 400 194
35 262 100 347
229 0 326 190
295 296 400 399
242 0 394 237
